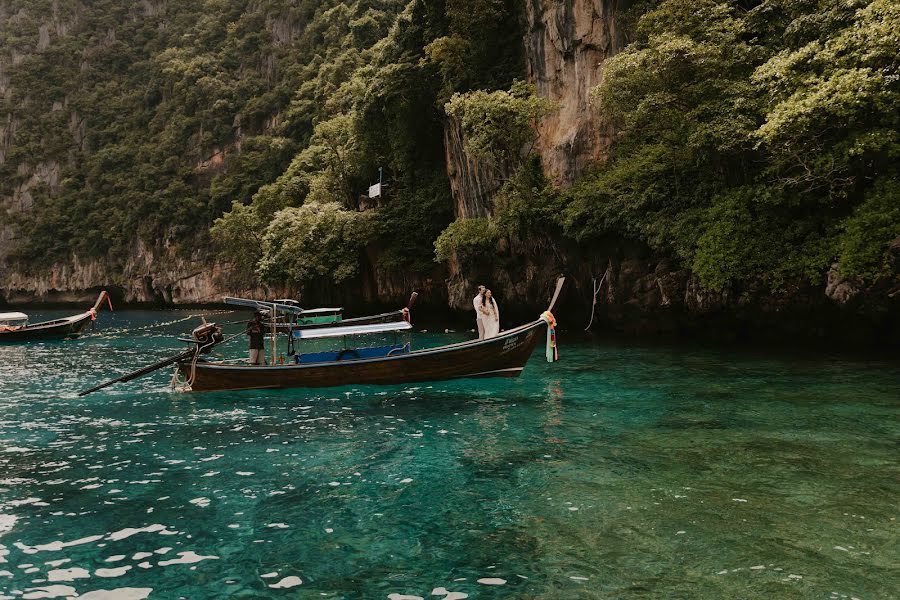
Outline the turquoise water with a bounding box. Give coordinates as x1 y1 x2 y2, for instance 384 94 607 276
1 310 897 599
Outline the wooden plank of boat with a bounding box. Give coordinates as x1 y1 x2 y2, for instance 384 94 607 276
0 291 110 342
177 318 547 392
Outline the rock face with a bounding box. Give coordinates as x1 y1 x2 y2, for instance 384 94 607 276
0 239 260 305
525 0 624 183
443 117 500 219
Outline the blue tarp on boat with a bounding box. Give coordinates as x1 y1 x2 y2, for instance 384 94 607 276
295 343 411 364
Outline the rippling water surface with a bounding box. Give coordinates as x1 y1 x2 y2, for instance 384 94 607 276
0 310 897 599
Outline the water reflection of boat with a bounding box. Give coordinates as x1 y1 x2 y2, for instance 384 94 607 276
0 292 111 342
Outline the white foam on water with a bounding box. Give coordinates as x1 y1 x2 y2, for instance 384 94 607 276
4 447 34 453
15 535 104 554
158 551 218 566
106 524 175 542
236 472 254 476
21 584 77 599
268 576 302 589
154 548 171 555
78 588 152 600
132 553 152 560
104 556 126 563
199 455 223 462
137 562 152 569
477 578 506 585
47 567 89 583
750 565 765 570
400 478 413 484
95 566 132 578
201 471 219 478
833 546 849 552
260 572 278 578
328 482 341 487
387 595 423 600
732 498 748 503
189 497 210 508
325 528 333 534
570 576 589 581
267 523 289 529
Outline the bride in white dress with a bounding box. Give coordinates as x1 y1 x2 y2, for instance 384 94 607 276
479 289 500 338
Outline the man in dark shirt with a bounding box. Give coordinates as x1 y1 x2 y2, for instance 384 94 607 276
247 311 266 365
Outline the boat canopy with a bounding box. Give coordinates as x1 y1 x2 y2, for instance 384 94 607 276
224 296 342 316
0 312 28 323
292 320 412 340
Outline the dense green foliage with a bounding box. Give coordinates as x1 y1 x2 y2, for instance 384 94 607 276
4 0 897 294
214 0 526 283
564 0 899 289
3 0 524 284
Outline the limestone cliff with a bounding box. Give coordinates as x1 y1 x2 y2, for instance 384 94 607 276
439 0 898 343
525 0 625 183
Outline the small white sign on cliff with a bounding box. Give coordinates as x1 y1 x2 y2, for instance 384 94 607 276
368 182 381 198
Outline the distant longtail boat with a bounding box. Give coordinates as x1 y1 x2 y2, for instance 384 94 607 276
0 291 111 342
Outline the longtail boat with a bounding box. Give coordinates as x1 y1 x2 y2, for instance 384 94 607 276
175 316 553 392
78 279 563 395
0 291 111 342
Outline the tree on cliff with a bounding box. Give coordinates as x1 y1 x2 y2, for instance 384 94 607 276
568 0 899 291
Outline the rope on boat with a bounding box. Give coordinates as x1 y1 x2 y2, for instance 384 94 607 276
584 266 611 332
170 328 246 392
102 311 238 338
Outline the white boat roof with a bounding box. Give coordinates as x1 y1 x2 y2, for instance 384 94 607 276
293 321 412 339
224 296 342 315
0 312 28 321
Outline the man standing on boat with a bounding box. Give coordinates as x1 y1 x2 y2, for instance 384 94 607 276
473 285 486 339
246 311 266 365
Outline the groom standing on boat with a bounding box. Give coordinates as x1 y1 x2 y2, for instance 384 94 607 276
246 311 266 365
473 285 486 339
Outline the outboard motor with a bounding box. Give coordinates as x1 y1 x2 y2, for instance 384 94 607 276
191 322 224 352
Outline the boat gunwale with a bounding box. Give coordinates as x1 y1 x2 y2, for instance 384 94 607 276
0 312 91 334
23 313 90 329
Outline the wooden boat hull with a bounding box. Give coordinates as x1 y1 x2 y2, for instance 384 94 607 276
0 312 94 342
178 319 547 392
